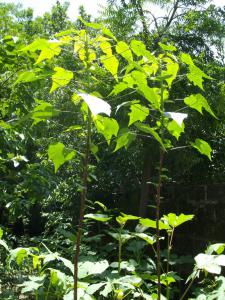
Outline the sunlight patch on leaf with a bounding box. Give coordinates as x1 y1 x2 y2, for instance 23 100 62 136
79 93 111 116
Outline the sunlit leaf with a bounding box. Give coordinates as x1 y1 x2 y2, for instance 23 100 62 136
116 41 133 61
78 260 109 279
114 130 136 152
79 93 111 116
84 213 112 222
159 42 177 52
128 104 149 126
184 94 217 118
161 213 194 228
135 123 165 150
31 100 59 125
48 142 76 172
190 138 212 160
101 55 119 80
94 115 119 144
135 233 156 245
50 67 73 93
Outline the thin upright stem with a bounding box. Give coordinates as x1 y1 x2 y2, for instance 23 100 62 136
73 32 92 300
156 149 164 300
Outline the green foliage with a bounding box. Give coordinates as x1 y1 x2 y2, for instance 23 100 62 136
190 138 212 160
48 142 76 173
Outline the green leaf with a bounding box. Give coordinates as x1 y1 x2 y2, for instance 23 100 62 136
35 41 61 64
135 233 156 245
130 40 155 61
162 58 179 87
207 244 225 255
58 257 74 274
181 53 211 90
100 282 112 297
110 82 128 95
86 282 106 295
21 38 49 52
65 125 82 132
140 218 170 230
195 254 225 274
48 142 76 172
79 93 111 116
10 248 29 266
116 213 139 227
116 41 133 61
79 18 117 40
128 104 149 126
0 240 9 251
31 100 59 125
0 228 3 239
108 231 133 244
190 138 212 160
84 213 112 222
159 42 177 52
15 70 50 84
161 213 194 228
134 123 165 150
100 55 119 80
114 130 136 152
94 115 119 144
50 67 73 93
167 120 185 140
165 112 187 127
137 85 160 109
184 94 217 118
78 260 109 279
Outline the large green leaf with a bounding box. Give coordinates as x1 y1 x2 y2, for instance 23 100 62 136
0 240 9 251
114 130 136 152
191 138 212 160
184 94 216 118
116 213 139 227
161 213 194 228
84 213 112 222
207 244 225 255
15 70 51 84
130 40 155 62
86 282 106 295
116 41 133 61
128 104 149 126
137 85 160 109
195 254 225 274
135 233 156 245
31 100 59 125
21 38 49 52
159 42 177 52
100 55 119 80
181 53 211 90
167 120 185 140
35 42 61 64
79 93 111 116
48 142 76 173
78 260 109 279
50 67 73 93
79 18 117 40
135 123 165 150
94 115 119 144
140 218 170 230
162 58 179 87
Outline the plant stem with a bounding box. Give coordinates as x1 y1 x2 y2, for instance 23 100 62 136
74 33 91 300
118 227 122 274
156 64 165 300
166 228 174 300
180 271 198 300
156 148 164 300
